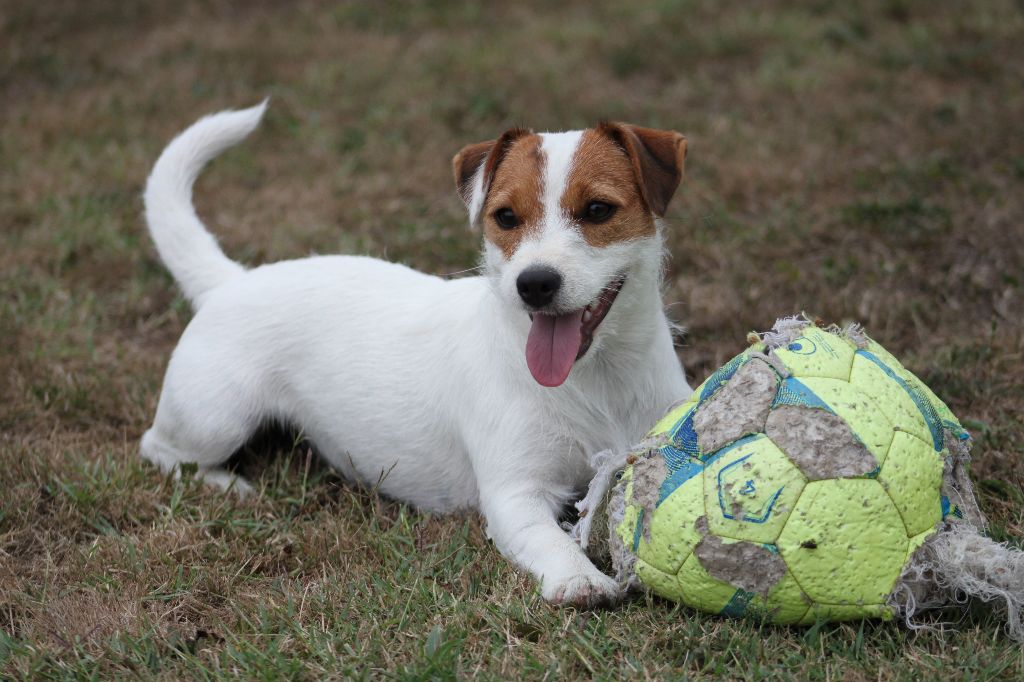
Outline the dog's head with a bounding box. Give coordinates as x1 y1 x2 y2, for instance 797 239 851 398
453 124 686 388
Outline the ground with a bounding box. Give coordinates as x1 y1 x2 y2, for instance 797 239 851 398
2 0 1023 678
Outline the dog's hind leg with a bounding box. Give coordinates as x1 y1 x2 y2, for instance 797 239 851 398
140 349 265 495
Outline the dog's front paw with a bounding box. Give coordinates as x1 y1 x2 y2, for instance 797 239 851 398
543 570 621 607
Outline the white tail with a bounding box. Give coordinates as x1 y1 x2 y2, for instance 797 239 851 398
143 101 268 308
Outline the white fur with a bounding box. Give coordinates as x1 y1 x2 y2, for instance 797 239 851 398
538 131 584 223
141 104 692 605
143 102 265 306
467 166 488 226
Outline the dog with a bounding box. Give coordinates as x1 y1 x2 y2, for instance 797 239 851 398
141 102 692 605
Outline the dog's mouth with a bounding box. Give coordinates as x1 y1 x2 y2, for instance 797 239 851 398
525 276 626 388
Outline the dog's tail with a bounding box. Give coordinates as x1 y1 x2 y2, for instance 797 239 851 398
143 101 268 308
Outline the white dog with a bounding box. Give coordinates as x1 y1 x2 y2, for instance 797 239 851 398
141 102 692 605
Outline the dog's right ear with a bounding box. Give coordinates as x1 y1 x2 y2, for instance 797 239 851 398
596 122 687 217
452 140 494 203
452 127 530 225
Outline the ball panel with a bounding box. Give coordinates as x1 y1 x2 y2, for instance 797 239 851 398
749 569 811 624
772 377 834 411
650 351 762 438
693 359 780 456
910 375 966 436
906 526 937 562
877 431 944 536
693 535 788 597
650 394 699 439
635 558 684 601
798 603 894 625
658 405 701 471
777 479 908 604
859 341 950 444
795 377 896 467
896 364 971 447
656 448 704 507
859 348 945 450
702 434 807 544
773 327 856 381
862 337 906 371
637 471 705 574
614 468 640 552
675 539 810 623
675 552 740 615
650 351 762 447
850 354 935 449
694 351 756 402
765 405 879 481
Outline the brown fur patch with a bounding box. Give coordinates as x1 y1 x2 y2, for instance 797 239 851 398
563 129 657 248
481 133 544 259
452 127 532 207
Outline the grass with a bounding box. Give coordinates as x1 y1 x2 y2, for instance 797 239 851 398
2 0 1024 678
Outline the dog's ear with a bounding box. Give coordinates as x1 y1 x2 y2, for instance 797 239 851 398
597 123 687 217
452 140 494 203
452 127 531 223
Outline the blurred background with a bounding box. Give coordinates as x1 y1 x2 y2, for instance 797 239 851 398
2 0 1023 676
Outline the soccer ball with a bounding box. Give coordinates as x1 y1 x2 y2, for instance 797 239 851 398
608 319 973 624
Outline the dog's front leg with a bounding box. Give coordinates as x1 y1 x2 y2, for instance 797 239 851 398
479 486 620 606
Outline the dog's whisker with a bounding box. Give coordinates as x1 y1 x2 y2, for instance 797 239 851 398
440 265 485 277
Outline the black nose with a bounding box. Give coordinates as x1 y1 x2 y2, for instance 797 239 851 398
516 266 563 309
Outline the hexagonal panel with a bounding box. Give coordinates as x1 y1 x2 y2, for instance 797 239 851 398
796 377 896 467
773 327 857 381
777 479 908 605
860 336 951 443
878 431 944 536
637 469 705 574
850 354 936 449
703 434 807 544
766 405 879 481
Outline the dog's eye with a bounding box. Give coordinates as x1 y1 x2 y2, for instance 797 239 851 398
584 201 615 223
493 208 520 230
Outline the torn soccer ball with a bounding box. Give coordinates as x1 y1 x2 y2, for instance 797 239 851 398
572 316 1024 639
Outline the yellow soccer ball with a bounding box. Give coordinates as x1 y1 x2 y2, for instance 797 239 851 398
610 318 972 624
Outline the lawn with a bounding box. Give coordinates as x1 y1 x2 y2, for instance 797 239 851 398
2 0 1023 678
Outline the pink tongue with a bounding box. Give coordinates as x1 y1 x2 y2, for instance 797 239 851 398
526 311 585 387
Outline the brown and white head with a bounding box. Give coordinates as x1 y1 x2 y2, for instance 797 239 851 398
453 124 687 388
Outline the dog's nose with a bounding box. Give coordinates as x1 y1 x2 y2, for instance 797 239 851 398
516 266 562 309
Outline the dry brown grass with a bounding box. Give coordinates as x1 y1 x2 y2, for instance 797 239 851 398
2 0 1023 678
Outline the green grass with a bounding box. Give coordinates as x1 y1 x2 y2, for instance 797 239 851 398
2 0 1024 678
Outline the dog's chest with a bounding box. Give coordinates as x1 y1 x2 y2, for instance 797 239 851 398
558 383 666 459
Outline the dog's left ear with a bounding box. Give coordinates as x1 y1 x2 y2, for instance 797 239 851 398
597 123 687 217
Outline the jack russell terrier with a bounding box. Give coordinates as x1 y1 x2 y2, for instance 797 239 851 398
141 102 692 605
